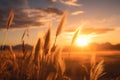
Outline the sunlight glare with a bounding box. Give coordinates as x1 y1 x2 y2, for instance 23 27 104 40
75 35 91 47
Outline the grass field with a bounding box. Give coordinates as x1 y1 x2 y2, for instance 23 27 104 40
1 50 120 80
63 51 120 80
0 10 120 80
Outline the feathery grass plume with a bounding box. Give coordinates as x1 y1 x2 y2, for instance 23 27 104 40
21 30 26 41
22 40 28 60
53 47 65 75
90 60 105 80
34 38 42 65
71 24 83 45
33 38 43 80
44 27 51 55
21 28 29 60
71 28 80 45
6 9 14 30
52 11 68 52
21 40 26 60
56 11 68 37
81 65 89 75
21 28 29 41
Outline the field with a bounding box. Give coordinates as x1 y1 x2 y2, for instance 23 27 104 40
64 51 120 80
1 10 120 80
0 50 120 80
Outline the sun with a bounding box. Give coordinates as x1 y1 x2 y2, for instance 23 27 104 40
75 35 91 47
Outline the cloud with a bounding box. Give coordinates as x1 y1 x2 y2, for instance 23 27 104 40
79 14 120 29
71 11 84 15
43 7 63 15
81 28 114 34
0 0 63 30
0 0 29 9
65 27 114 34
60 0 81 7
48 0 57 3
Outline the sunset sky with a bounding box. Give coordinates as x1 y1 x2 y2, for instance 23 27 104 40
0 0 120 46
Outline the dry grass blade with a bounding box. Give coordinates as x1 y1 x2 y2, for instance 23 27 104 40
53 48 65 75
56 11 68 37
21 28 29 41
44 27 51 55
94 60 104 79
22 40 28 60
21 30 26 41
22 40 25 54
71 28 80 45
34 38 42 65
90 60 105 80
71 24 84 45
6 9 14 30
52 11 67 52
81 65 89 75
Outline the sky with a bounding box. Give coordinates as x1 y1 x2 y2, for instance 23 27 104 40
0 0 120 46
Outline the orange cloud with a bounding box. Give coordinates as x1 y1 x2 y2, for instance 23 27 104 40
60 0 81 6
65 27 114 34
48 0 57 2
71 11 84 15
0 7 63 30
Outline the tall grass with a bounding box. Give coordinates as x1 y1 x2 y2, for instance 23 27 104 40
1 10 14 48
90 60 105 80
44 27 51 55
6 9 14 30
0 10 108 80
0 10 70 80
71 27 105 80
71 27 80 45
52 11 68 51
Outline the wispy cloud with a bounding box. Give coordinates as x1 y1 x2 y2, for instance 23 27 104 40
81 28 114 34
60 0 81 7
76 14 120 30
48 0 57 3
65 27 114 34
0 0 64 30
71 11 84 15
0 7 63 30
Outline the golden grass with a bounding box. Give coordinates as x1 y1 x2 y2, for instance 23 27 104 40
71 27 80 45
34 38 42 65
6 9 14 30
21 28 29 41
44 27 51 55
52 11 68 52
70 26 105 80
90 60 105 80
56 11 68 37
0 10 107 80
